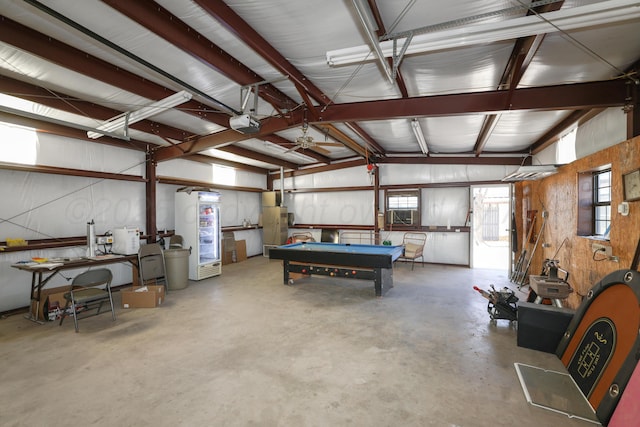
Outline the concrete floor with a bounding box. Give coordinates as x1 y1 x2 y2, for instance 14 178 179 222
0 257 594 426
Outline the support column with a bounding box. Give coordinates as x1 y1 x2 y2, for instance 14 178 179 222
626 81 639 139
145 149 157 244
373 164 380 244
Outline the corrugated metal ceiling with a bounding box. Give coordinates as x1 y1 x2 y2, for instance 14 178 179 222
0 0 638 172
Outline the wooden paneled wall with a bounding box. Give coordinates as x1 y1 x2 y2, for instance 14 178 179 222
515 136 640 309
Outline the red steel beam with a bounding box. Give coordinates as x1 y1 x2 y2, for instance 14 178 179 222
474 1 564 155
0 16 228 127
102 0 294 113
316 80 629 123
0 75 191 142
195 0 386 156
194 0 331 107
155 80 628 161
217 145 300 170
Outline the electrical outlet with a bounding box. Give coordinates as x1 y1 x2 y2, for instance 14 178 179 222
592 243 612 257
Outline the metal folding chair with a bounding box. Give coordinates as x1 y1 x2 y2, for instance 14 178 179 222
138 243 169 294
59 268 116 332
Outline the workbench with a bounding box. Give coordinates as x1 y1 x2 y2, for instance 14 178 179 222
11 254 138 323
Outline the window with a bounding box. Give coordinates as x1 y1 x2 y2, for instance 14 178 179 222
577 167 611 239
386 190 420 227
593 169 611 237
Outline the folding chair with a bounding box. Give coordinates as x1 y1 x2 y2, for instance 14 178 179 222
169 235 184 248
401 232 427 270
138 243 169 294
59 268 116 333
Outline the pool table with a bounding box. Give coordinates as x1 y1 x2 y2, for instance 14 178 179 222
268 242 404 296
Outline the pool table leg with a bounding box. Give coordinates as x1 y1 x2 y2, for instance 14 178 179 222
283 260 291 284
375 267 394 297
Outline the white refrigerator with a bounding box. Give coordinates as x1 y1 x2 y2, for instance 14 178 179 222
175 190 222 280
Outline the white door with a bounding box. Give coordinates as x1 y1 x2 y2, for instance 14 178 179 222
470 185 511 270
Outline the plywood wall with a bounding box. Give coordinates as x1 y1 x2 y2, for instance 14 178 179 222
515 136 640 309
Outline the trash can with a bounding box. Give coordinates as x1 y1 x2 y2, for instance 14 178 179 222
164 248 190 290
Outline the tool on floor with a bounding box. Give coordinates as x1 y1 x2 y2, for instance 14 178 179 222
473 284 519 323
512 210 548 289
510 210 537 284
527 259 573 307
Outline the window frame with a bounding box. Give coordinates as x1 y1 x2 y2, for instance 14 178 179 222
577 166 611 239
592 168 611 238
385 189 421 229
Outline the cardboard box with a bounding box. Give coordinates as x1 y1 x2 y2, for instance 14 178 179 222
222 239 235 265
30 285 73 321
222 239 247 264
121 285 165 308
222 247 234 265
45 289 72 321
236 240 247 262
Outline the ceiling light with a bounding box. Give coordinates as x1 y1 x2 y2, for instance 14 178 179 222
87 90 192 139
0 105 130 141
328 0 640 67
411 119 429 155
502 165 558 182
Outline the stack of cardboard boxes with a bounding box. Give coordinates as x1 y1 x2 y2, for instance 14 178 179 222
222 231 247 265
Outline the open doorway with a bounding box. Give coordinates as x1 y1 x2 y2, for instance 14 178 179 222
470 185 511 270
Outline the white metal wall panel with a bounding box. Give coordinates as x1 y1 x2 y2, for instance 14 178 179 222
286 191 374 225
280 163 513 191
279 165 372 190
157 159 266 189
216 189 261 228
232 228 263 257
0 170 145 240
33 132 145 174
425 232 470 265
380 163 514 185
422 187 469 227
575 107 627 159
0 169 145 312
381 230 469 265
159 185 262 231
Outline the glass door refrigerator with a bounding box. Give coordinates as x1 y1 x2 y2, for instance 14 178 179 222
175 190 222 280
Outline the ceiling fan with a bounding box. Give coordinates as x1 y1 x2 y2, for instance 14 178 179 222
284 123 343 155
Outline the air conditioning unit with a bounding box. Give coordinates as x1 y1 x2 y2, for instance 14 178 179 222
229 114 261 134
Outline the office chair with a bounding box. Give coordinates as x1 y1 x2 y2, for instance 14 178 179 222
59 268 116 332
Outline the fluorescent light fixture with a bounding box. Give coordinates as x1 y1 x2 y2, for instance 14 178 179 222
351 0 394 83
87 90 192 139
411 119 429 155
328 0 640 66
0 105 130 141
502 165 558 182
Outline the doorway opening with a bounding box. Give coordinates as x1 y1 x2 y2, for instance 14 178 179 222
471 185 511 270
